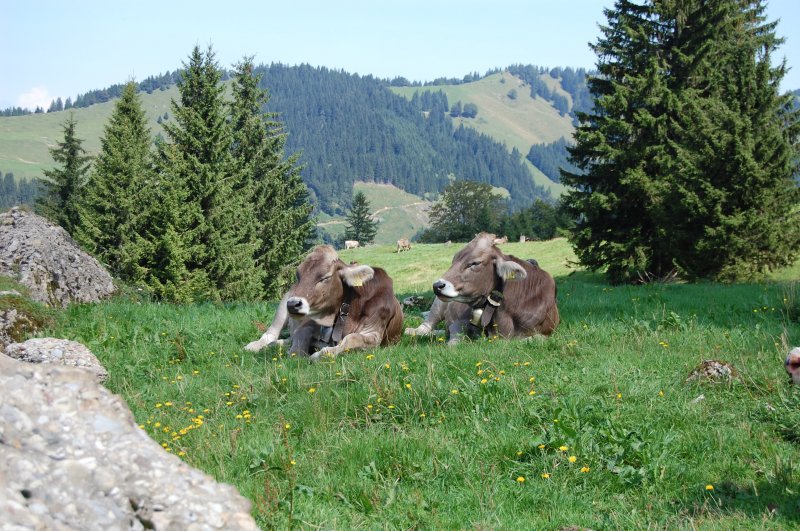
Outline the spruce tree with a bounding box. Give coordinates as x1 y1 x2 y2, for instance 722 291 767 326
37 114 92 235
562 0 800 283
230 57 314 299
157 45 262 301
75 82 152 272
344 191 378 244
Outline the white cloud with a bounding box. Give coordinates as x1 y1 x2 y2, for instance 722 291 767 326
16 87 53 111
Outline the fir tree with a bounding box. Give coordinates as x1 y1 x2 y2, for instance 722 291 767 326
230 57 314 299
75 81 152 272
562 0 800 282
37 114 92 235
344 191 378 244
155 45 263 301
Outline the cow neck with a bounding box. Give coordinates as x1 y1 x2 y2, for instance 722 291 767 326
469 272 505 336
330 284 356 344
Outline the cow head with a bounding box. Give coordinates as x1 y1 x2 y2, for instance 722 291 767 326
286 245 374 319
786 347 800 384
432 233 527 306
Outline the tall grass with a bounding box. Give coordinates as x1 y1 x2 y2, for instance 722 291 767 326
42 240 800 529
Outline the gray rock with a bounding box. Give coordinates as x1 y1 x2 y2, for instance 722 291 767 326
4 337 109 382
0 354 259 530
0 207 115 308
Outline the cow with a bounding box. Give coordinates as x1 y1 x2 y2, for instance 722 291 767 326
245 245 403 361
786 347 800 384
344 240 360 250
405 233 559 344
396 237 412 253
493 235 508 245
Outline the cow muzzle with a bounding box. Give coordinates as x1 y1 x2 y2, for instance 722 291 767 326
432 279 459 299
286 296 310 316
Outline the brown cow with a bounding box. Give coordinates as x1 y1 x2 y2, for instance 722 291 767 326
245 246 403 360
344 240 360 250
786 347 800 384
405 233 558 344
396 237 412 253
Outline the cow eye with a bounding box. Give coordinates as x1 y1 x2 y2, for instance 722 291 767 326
318 275 331 283
468 261 481 269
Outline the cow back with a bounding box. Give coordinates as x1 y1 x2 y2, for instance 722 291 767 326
497 255 559 336
342 267 404 344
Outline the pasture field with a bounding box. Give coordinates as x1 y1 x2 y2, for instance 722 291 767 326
40 239 800 529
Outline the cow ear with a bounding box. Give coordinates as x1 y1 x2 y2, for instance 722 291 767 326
340 264 375 287
494 257 527 281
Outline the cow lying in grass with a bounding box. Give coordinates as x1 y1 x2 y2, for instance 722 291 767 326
245 245 403 360
405 232 559 344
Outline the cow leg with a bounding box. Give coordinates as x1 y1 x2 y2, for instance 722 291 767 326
405 297 448 337
244 292 291 352
289 321 316 357
309 330 383 361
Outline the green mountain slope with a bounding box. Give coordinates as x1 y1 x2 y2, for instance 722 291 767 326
0 88 175 180
392 71 573 196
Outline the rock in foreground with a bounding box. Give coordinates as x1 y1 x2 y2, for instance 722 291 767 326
0 354 258 530
0 207 115 307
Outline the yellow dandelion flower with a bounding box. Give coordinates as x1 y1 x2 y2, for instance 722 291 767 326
558 445 568 452
193 370 199 375
499 370 506 375
384 363 391 369
164 401 173 406
706 484 714 491
154 422 161 428
616 393 622 399
226 401 233 406
367 404 373 409
290 460 296 465
451 389 459 395
658 390 664 397
419 412 426 418
580 467 590 473
138 424 145 429
541 473 550 479
233 385 240 389
476 362 483 367
308 387 316 394
529 376 536 382
155 403 163 408
405 383 412 389
516 476 526 483
176 375 183 381
538 444 545 449
568 455 577 463
516 451 523 456
366 354 375 360
528 390 536 396
480 378 488 384
178 451 186 456
388 405 395 409
284 423 291 430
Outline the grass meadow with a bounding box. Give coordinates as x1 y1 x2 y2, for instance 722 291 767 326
36 239 800 529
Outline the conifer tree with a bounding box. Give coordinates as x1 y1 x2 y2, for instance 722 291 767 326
230 57 314 299
562 0 800 282
37 114 92 235
156 45 262 301
344 191 378 244
75 82 152 272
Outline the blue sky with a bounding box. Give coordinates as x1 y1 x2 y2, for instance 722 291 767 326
2 0 799 110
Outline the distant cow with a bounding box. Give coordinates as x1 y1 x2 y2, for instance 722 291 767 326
396 237 412 253
405 233 558 344
493 235 508 245
245 245 403 360
344 240 360 250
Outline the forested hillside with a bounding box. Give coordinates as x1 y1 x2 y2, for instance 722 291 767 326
254 64 549 213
